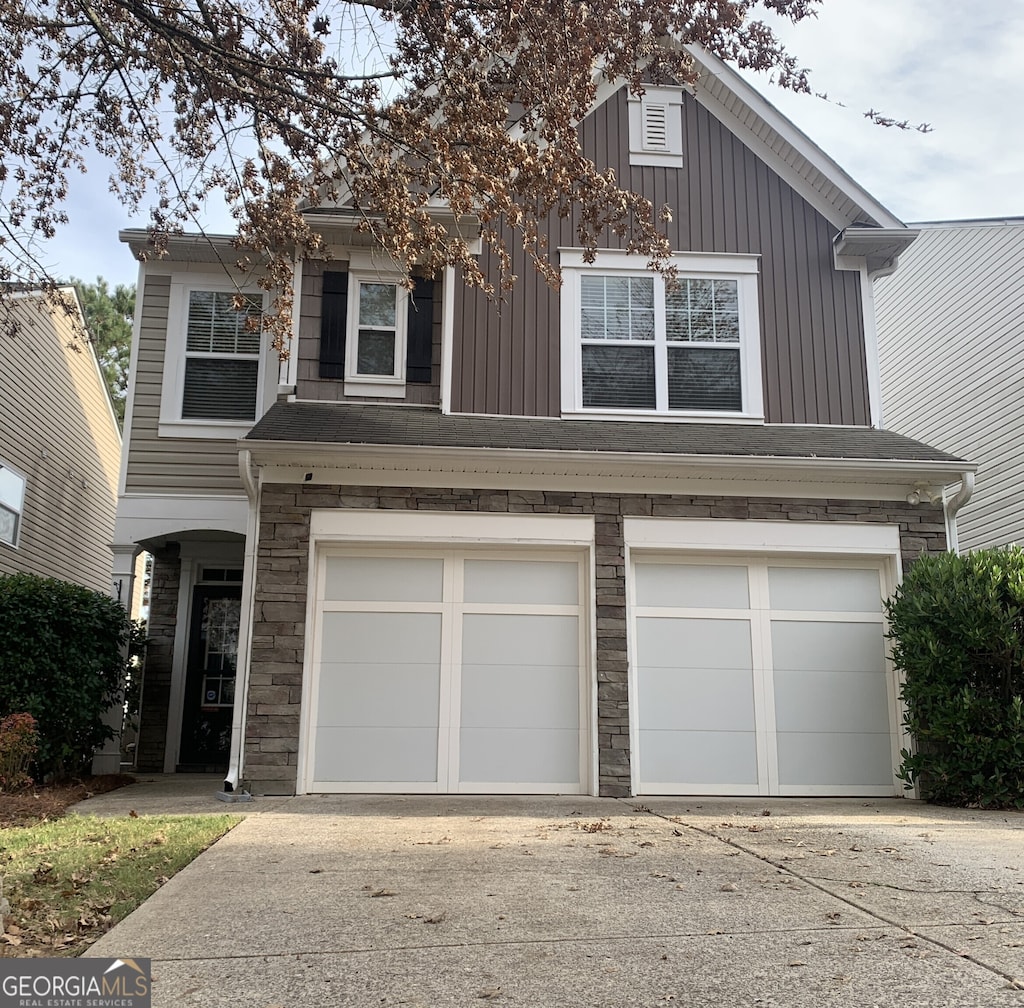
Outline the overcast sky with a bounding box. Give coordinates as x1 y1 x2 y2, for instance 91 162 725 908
45 0 1024 289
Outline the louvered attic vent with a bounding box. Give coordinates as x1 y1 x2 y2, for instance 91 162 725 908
642 102 669 150
628 86 684 168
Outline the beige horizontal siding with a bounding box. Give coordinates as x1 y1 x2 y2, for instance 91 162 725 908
0 293 121 592
123 273 246 495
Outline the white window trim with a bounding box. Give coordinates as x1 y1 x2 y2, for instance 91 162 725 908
159 274 272 439
628 86 684 168
342 268 410 398
559 249 764 422
0 458 27 549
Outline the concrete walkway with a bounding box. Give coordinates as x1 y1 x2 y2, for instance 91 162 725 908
73 779 1024 1007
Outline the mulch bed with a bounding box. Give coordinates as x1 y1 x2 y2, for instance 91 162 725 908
0 775 136 828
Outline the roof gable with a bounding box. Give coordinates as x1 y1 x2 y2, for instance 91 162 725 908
587 46 904 232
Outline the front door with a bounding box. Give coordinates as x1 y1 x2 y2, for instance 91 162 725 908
178 585 242 771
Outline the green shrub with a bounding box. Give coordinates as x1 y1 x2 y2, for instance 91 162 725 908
885 548 1024 808
0 573 136 780
0 711 39 790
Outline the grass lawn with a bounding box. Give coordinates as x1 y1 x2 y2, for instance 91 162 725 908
1 789 237 956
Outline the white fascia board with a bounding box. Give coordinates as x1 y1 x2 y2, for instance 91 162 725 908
247 440 972 500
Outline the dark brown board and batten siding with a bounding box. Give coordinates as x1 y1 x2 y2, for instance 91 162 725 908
450 88 869 424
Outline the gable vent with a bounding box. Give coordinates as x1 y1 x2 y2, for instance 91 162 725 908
642 102 669 150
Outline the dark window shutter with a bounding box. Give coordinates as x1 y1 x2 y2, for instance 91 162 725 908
319 271 349 379
405 277 435 384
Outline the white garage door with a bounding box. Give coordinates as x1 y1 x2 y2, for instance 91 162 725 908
632 558 897 796
307 551 587 793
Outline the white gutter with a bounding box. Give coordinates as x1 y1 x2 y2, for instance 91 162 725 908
222 449 261 797
943 471 976 554
245 438 973 486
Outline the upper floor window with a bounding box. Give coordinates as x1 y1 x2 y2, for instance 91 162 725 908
160 276 269 438
345 273 409 394
183 290 263 420
0 461 26 548
560 250 763 420
317 261 435 398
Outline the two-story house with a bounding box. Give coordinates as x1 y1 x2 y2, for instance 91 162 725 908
113 48 972 799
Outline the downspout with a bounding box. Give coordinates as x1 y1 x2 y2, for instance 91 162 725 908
221 448 261 798
943 471 976 554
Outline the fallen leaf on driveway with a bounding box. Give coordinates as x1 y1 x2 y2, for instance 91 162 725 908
368 888 396 897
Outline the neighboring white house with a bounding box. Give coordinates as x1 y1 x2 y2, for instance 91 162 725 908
875 218 1024 553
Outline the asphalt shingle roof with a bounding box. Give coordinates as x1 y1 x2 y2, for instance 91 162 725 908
246 402 966 465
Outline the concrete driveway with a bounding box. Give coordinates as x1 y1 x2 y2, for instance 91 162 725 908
76 785 1024 1007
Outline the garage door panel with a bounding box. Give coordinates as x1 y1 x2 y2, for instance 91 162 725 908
637 666 755 731
460 664 579 729
632 556 896 797
639 729 759 787
776 731 895 788
321 612 442 664
635 563 749 608
636 617 753 671
768 566 882 613
460 728 580 785
463 559 579 605
314 726 438 783
318 661 441 727
324 556 444 602
773 669 891 734
462 614 578 666
310 551 586 793
771 621 885 673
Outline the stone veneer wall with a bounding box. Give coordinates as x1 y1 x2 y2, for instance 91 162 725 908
244 486 949 795
135 544 180 772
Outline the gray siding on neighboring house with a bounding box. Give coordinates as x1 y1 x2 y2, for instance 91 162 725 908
123 270 245 495
451 88 870 424
0 293 121 592
295 260 443 404
875 219 1024 551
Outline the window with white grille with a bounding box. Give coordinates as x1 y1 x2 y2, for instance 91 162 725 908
560 249 764 419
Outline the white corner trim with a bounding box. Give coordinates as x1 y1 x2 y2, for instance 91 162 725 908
441 265 455 414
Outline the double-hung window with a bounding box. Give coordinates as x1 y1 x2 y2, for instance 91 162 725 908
183 290 263 420
344 271 409 394
0 461 26 547
561 250 763 419
161 277 268 437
